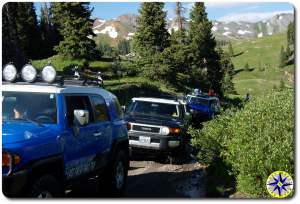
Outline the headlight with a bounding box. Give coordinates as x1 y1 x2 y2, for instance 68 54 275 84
3 64 17 82
42 65 56 83
21 64 37 82
161 127 170 135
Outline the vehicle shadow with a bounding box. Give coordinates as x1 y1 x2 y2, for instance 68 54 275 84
66 168 205 198
126 170 205 198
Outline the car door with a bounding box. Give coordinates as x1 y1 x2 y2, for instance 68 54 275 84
89 94 112 168
63 95 98 180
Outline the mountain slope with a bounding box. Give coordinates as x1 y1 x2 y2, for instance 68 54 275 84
92 13 294 44
228 33 294 96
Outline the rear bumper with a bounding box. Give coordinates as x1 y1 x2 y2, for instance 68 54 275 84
2 169 28 197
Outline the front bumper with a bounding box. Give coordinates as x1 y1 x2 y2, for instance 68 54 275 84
2 169 28 197
128 131 181 152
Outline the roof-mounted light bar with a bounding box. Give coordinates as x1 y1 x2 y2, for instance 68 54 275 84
21 64 37 82
2 62 104 87
3 63 17 82
42 65 57 83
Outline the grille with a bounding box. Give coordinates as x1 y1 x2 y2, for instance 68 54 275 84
132 125 160 133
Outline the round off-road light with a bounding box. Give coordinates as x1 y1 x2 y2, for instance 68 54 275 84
21 64 37 82
42 65 56 83
161 127 170 135
3 64 17 82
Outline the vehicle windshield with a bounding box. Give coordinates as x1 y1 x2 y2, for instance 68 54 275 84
127 101 180 118
2 91 57 124
189 97 210 106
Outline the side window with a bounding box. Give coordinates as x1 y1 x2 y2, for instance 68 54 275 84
113 98 123 119
90 95 110 122
65 95 93 127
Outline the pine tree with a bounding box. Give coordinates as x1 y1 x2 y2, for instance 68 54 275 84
287 21 294 46
133 2 170 57
188 2 222 95
279 45 286 68
117 39 131 55
2 2 26 69
51 2 97 59
15 2 41 59
218 47 235 94
172 2 187 44
39 3 61 58
228 41 234 57
285 21 294 65
244 62 250 71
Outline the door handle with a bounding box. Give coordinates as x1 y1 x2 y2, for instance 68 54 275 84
93 132 102 137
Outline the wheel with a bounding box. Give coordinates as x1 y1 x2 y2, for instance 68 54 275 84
101 150 128 197
28 175 62 198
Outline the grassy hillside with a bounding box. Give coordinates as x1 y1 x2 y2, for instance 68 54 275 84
227 33 294 96
33 33 294 100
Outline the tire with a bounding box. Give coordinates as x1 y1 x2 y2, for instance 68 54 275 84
28 175 63 198
101 150 128 197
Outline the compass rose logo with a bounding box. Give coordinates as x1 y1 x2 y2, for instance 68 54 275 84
266 171 293 198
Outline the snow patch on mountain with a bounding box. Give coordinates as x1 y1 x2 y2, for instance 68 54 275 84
211 26 218 31
237 30 252 35
100 26 118 38
93 19 106 29
222 31 231 36
224 27 229 30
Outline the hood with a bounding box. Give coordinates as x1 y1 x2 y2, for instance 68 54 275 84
125 113 182 127
2 121 55 144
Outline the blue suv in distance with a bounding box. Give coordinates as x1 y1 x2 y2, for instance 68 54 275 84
2 79 129 197
186 94 221 121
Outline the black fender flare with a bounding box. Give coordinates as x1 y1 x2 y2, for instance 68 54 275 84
21 154 65 188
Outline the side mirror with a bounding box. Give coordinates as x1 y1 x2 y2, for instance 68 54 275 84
73 109 89 126
121 105 126 112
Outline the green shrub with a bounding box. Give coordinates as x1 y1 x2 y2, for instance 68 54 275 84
189 110 234 164
190 89 294 197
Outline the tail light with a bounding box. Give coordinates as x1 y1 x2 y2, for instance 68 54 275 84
2 152 21 167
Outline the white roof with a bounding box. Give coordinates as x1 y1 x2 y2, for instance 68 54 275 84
1 84 114 99
131 97 179 105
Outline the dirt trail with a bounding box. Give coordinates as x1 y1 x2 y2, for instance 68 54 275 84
66 151 206 198
126 154 206 198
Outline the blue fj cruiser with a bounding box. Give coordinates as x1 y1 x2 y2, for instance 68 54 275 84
2 63 129 197
186 94 221 121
